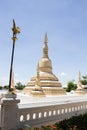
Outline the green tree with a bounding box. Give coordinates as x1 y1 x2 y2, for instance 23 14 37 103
3 85 9 90
0 86 2 90
15 82 25 90
81 76 87 85
66 81 77 92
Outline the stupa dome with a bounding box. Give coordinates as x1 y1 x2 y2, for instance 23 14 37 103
39 58 52 73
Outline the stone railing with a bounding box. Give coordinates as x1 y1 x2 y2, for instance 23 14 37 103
0 96 87 130
18 101 87 128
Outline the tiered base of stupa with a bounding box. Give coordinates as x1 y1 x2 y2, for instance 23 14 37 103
75 88 86 95
23 86 66 96
30 90 45 97
42 87 66 96
23 73 66 96
23 87 33 95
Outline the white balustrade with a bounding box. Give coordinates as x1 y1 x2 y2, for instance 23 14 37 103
1 97 87 130
18 101 87 127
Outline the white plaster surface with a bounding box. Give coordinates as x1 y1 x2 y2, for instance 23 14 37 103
16 92 87 108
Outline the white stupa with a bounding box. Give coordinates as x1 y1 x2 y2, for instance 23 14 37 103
75 71 86 95
23 33 66 96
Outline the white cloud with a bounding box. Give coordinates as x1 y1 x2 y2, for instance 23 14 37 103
60 72 67 77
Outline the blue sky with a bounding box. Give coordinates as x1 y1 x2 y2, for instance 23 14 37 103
0 0 87 86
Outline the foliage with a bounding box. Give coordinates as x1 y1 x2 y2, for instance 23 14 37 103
66 81 77 92
0 86 2 90
81 80 87 85
0 82 25 90
3 85 9 89
55 114 87 130
15 82 25 90
41 125 56 130
81 75 87 85
82 76 87 79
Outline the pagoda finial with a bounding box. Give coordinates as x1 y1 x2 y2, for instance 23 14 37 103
43 33 49 58
78 71 81 82
44 32 48 43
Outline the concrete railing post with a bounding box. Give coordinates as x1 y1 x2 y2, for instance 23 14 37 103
0 94 20 130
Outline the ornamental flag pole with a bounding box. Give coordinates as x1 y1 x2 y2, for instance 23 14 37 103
8 19 20 92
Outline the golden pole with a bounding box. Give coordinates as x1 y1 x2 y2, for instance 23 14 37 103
8 19 20 92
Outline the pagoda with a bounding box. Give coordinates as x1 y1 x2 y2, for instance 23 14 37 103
23 33 66 96
75 71 86 95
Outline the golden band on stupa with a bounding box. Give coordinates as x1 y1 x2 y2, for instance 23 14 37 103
23 33 66 96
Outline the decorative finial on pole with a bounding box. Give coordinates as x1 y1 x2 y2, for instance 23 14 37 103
8 19 20 92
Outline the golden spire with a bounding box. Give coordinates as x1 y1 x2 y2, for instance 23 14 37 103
44 32 48 43
77 71 82 89
43 33 49 58
78 71 81 82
